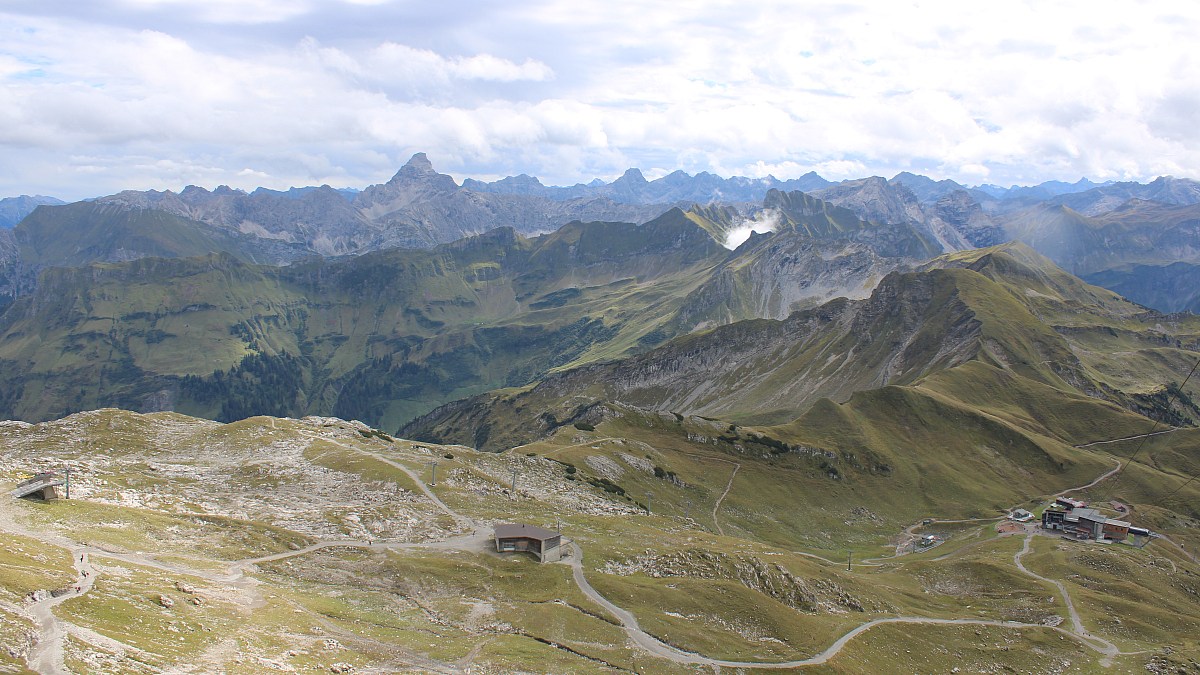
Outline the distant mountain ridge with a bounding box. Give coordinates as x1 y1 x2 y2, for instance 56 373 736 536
0 195 65 228
463 167 834 204
5 155 1200 316
90 153 677 257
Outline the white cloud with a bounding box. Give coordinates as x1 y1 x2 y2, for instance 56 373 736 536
116 0 312 24
2 1 1200 198
724 209 781 250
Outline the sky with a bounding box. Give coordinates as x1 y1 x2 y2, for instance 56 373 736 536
2 0 1198 200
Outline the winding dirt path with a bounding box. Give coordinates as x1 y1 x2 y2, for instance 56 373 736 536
563 537 1123 669
1013 533 1126 666
306 435 472 531
673 450 741 536
1060 459 1123 494
24 547 95 675
710 463 739 536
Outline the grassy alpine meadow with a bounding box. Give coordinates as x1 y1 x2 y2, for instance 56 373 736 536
3 407 1200 672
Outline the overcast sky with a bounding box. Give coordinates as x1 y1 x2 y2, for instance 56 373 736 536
2 0 1197 200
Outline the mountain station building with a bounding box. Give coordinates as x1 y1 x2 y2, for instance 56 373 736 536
1042 499 1140 542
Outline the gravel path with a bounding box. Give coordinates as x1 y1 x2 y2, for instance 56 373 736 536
25 548 94 675
1013 533 1124 666
1074 430 1176 448
563 536 1121 668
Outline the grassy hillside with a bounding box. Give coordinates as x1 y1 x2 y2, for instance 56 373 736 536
0 197 966 431
0 212 734 429
406 244 1200 453
2 408 1197 672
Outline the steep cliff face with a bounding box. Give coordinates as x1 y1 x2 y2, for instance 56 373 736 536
0 228 16 304
810 177 925 228
766 189 942 259
668 236 904 333
930 190 1006 249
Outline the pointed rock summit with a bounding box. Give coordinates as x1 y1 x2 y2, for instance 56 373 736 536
388 153 458 192
613 168 648 185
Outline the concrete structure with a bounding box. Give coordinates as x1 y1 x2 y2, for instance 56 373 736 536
1042 508 1067 530
493 523 562 563
1042 502 1143 542
10 472 65 500
1073 509 1107 539
1011 509 1034 522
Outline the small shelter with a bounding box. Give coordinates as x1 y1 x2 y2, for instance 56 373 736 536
11 472 65 500
493 523 562 563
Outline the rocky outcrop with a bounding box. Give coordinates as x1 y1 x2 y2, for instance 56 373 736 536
601 548 873 614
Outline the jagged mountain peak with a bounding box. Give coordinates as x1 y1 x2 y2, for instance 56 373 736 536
386 152 458 190
613 168 648 185
400 151 434 174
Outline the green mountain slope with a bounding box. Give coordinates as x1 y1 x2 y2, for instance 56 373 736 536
403 243 1200 451
0 193 964 430
0 211 733 429
12 202 295 269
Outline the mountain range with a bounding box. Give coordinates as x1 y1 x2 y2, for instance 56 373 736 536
6 155 1200 310
3 157 1200 672
2 155 1200 432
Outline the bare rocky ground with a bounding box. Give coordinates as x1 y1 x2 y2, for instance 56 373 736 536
0 410 665 674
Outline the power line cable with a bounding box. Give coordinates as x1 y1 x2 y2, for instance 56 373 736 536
1102 355 1200 500
1151 473 1199 510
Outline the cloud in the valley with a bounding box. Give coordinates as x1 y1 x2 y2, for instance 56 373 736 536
724 209 782 251
1 0 1198 199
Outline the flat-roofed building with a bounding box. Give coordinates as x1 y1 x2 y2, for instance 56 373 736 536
1055 496 1087 510
1102 519 1130 541
1042 507 1067 530
1075 509 1108 539
493 523 562 563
